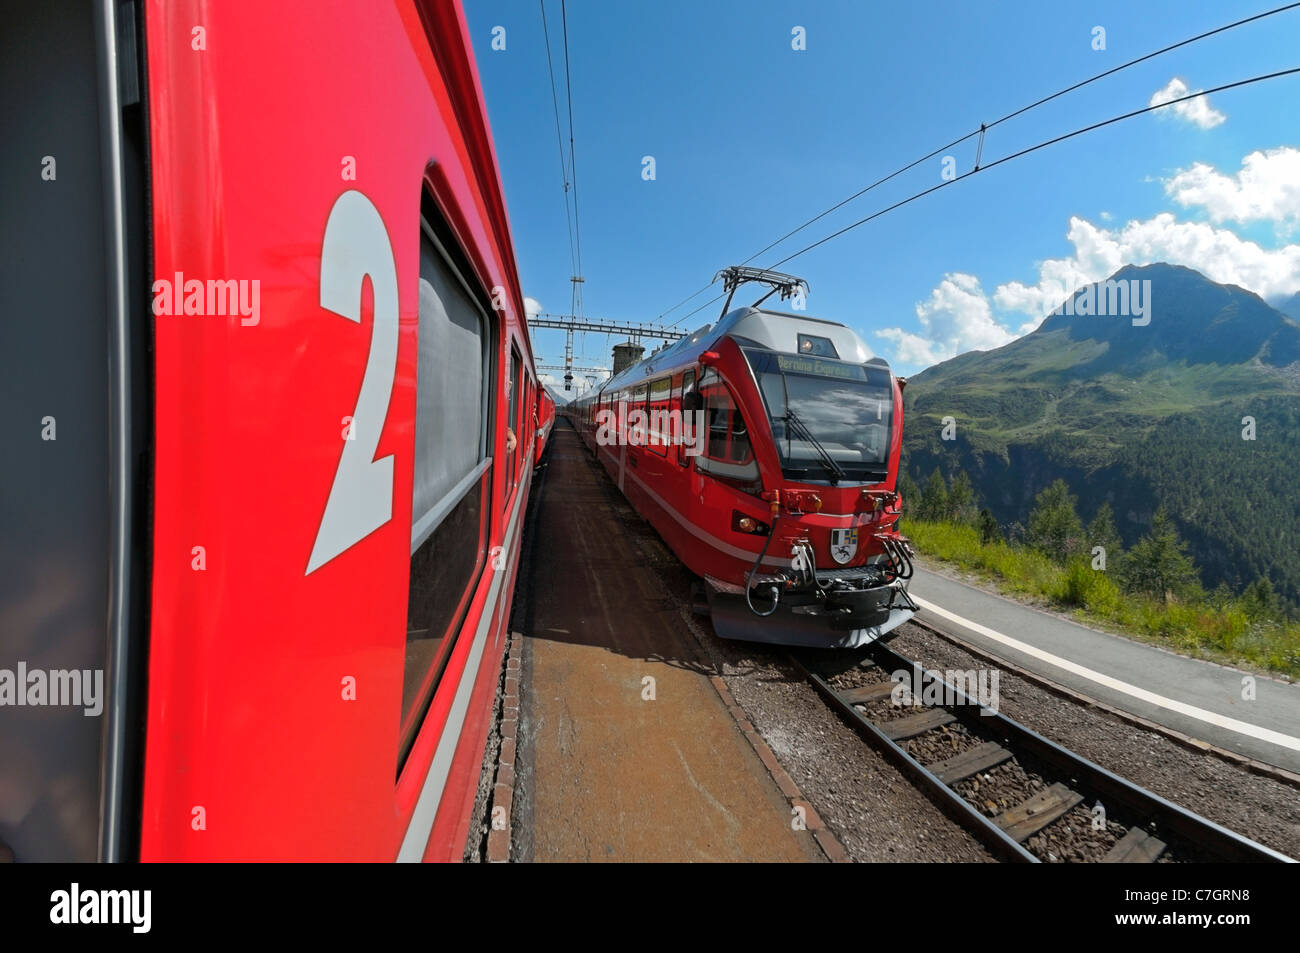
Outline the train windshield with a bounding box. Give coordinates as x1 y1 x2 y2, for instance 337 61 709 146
744 349 893 484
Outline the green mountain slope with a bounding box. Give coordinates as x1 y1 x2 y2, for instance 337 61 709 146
902 263 1300 607
1273 291 1300 321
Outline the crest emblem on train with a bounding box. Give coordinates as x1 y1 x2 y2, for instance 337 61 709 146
829 528 858 565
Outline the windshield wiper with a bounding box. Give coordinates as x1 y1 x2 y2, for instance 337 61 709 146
783 409 846 485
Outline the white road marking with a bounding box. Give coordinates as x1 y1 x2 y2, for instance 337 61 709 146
914 596 1300 753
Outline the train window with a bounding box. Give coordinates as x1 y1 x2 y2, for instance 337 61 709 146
692 369 759 486
632 384 648 446
745 347 893 482
402 204 495 765
702 385 752 463
648 377 671 456
678 370 697 466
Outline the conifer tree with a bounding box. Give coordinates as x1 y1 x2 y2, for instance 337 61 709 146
978 508 1002 545
1121 508 1200 604
918 469 948 522
1027 479 1084 562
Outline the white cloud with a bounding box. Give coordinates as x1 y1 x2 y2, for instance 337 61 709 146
1164 147 1300 224
874 327 943 367
877 147 1300 371
879 213 1300 370
994 214 1300 322
524 295 543 320
876 273 1015 366
1148 77 1226 129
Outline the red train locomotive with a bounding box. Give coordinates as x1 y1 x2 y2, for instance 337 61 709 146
2 0 537 861
571 268 917 648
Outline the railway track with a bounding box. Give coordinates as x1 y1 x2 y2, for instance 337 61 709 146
791 640 1294 863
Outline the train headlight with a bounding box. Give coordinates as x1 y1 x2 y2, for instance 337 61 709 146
732 512 769 535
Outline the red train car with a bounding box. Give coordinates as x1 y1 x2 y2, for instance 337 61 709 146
2 0 536 861
535 388 557 466
570 268 917 648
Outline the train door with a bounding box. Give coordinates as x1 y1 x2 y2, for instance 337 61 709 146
522 377 531 457
506 347 520 499
643 376 671 485
678 369 697 467
1 0 152 862
525 375 535 459
617 389 628 492
630 383 648 466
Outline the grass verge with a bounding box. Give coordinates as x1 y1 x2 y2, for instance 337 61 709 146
905 519 1300 680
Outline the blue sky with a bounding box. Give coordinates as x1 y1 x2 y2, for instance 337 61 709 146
464 1 1300 387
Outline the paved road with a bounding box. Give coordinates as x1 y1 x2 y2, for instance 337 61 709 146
909 565 1300 774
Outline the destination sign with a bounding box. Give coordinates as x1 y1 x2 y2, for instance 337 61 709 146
774 354 869 381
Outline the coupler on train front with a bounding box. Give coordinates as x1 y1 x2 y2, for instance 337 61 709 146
705 533 919 649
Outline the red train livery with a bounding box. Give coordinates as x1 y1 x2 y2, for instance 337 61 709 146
570 268 918 648
536 387 557 467
2 0 537 861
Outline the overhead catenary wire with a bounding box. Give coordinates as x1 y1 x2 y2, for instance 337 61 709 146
657 126 979 325
658 1 1300 325
539 0 578 281
560 0 585 318
983 1 1300 130
669 64 1300 328
764 66 1300 273
540 0 588 369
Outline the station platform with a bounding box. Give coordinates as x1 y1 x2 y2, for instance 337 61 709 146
511 421 825 862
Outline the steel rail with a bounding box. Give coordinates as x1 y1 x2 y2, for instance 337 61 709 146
793 643 1294 863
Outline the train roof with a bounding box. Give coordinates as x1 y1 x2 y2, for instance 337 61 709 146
596 306 888 395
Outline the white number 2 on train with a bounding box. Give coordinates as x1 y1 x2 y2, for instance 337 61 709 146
307 190 399 573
